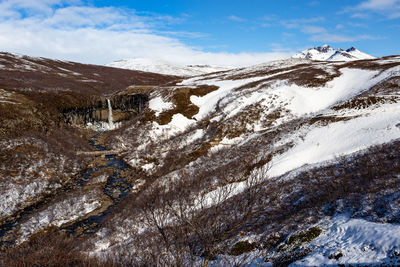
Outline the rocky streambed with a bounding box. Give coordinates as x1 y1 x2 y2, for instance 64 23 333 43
0 133 139 248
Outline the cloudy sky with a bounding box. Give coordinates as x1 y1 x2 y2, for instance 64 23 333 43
0 0 399 66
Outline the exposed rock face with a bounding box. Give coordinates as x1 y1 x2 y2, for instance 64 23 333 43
59 94 148 126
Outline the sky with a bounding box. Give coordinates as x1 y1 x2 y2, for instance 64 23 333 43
0 0 399 67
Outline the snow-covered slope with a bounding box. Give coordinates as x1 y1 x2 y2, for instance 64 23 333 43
293 45 374 61
106 58 230 76
3 50 400 266
293 215 400 266
142 58 400 179
111 56 400 184
102 55 400 265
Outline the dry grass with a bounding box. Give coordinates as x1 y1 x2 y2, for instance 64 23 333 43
360 76 400 96
287 67 340 87
0 52 179 96
223 64 310 81
308 115 356 126
1 230 113 267
341 57 400 71
120 85 156 95
103 138 399 265
332 95 399 111
233 65 341 92
156 85 218 125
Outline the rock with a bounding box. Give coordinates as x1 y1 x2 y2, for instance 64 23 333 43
59 94 148 126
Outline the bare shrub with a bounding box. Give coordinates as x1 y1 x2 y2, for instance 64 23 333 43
1 230 112 267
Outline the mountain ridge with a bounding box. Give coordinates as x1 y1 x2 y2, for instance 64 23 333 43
292 44 375 61
106 57 230 77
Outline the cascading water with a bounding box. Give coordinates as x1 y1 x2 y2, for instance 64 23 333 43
107 98 114 130
85 98 121 131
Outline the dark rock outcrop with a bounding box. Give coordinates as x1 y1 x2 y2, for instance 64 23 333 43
59 94 148 126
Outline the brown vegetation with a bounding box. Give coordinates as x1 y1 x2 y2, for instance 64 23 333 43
1 230 112 267
99 136 400 265
332 95 399 111
0 52 179 96
156 85 218 125
2 52 400 266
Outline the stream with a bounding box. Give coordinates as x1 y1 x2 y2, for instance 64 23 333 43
0 133 135 247
64 133 134 235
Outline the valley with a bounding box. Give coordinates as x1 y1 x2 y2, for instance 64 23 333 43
0 50 399 266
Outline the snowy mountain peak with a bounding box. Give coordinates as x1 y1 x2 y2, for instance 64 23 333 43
106 58 230 77
316 44 334 53
346 46 357 52
292 45 374 61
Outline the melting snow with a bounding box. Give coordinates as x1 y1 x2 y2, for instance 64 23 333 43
185 77 276 120
276 68 380 115
292 215 400 266
149 96 174 116
269 103 400 177
106 58 229 76
152 113 196 137
17 194 101 242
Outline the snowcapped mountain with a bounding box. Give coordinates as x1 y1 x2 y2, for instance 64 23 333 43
106 58 230 76
292 44 375 61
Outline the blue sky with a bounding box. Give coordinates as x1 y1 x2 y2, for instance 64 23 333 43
97 0 399 55
0 0 399 66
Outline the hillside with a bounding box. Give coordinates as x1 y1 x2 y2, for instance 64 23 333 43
103 55 400 265
106 58 230 76
1 52 400 266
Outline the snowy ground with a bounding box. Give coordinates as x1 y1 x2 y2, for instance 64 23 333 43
106 58 230 76
269 102 400 177
3 53 399 266
17 191 102 243
292 215 400 266
133 57 400 179
102 56 400 265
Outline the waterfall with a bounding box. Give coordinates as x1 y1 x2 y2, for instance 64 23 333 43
107 98 114 129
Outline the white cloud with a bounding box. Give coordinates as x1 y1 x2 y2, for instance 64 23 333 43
310 33 377 42
227 15 246 22
280 15 378 43
350 0 400 19
281 17 326 34
0 1 291 67
301 25 326 34
358 0 400 10
308 1 320 6
282 16 325 29
347 22 368 28
335 24 344 29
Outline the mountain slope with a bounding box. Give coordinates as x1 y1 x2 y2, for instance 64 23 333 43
0 52 178 241
0 52 178 95
292 45 375 61
1 52 400 266
106 57 230 76
101 55 400 265
111 56 400 179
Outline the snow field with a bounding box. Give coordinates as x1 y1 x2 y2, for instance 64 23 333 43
268 102 400 177
292 215 400 266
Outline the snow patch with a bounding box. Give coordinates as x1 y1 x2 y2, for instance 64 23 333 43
107 58 229 76
275 68 379 116
18 193 101 242
149 96 174 116
152 113 196 137
269 103 400 177
187 77 269 120
292 215 400 266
